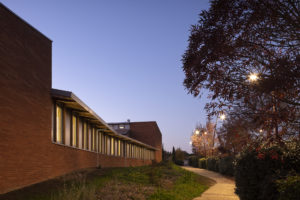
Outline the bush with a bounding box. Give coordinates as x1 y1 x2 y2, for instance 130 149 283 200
199 158 207 169
235 146 283 200
235 141 300 200
206 157 219 172
174 160 184 166
188 156 199 168
277 175 300 200
219 156 235 176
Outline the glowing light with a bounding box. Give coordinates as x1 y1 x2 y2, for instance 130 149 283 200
195 129 200 135
189 141 192 145
220 114 226 120
259 129 263 133
204 131 207 135
249 73 258 82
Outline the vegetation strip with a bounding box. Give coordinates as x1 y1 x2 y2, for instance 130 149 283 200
0 162 215 200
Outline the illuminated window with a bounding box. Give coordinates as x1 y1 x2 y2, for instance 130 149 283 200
72 115 77 147
56 104 63 144
98 132 102 153
114 139 117 156
119 124 124 129
131 145 134 158
106 136 110 155
92 127 95 151
111 137 114 155
118 140 121 156
102 134 106 154
83 121 87 149
126 143 129 157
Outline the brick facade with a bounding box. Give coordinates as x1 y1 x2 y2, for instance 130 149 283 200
129 122 162 163
0 4 158 194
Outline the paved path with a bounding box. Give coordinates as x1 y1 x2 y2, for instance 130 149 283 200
182 167 239 200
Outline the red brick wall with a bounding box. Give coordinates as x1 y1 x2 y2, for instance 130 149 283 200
129 122 162 163
0 4 152 194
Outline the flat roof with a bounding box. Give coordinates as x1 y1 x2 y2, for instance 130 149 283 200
51 88 158 151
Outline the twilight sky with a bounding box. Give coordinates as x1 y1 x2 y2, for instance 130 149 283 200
3 0 211 153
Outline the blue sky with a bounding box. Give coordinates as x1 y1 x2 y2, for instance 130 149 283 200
3 0 211 153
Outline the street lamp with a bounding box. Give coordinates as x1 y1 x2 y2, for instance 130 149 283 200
248 73 259 82
211 113 226 156
220 114 226 120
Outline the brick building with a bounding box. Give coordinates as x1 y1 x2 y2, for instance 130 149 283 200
109 121 162 163
0 3 162 194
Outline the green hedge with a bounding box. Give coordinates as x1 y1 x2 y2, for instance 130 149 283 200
277 175 300 200
188 156 199 168
199 158 207 169
174 160 184 166
235 142 300 200
207 157 219 172
219 156 235 176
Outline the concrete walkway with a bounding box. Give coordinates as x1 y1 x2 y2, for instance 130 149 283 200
182 167 240 200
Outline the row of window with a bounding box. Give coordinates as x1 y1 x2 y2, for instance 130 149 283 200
54 104 155 160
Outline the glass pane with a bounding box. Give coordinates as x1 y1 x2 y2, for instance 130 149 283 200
83 122 87 149
72 115 77 147
56 105 62 143
111 137 114 155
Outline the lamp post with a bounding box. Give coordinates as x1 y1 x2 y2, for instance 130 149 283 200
211 113 225 156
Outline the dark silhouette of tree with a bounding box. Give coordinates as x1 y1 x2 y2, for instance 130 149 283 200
172 146 176 163
182 0 300 140
217 112 256 155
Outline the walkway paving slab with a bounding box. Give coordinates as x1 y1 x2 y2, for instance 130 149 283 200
182 167 240 200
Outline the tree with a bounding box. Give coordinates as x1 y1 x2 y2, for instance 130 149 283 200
191 121 218 157
182 0 300 140
172 146 176 163
174 148 185 165
217 110 256 155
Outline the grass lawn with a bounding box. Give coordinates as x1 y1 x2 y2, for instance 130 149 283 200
0 162 215 200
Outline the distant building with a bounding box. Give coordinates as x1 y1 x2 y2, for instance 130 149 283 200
109 121 162 163
0 3 162 194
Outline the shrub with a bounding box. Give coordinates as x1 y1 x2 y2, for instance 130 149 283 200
219 156 235 176
188 156 199 168
174 160 184 166
235 146 284 200
199 158 207 169
277 175 300 200
235 141 300 200
206 157 219 172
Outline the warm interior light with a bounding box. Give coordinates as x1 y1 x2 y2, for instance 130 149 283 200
249 73 258 82
189 141 192 145
195 130 200 135
204 131 207 135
